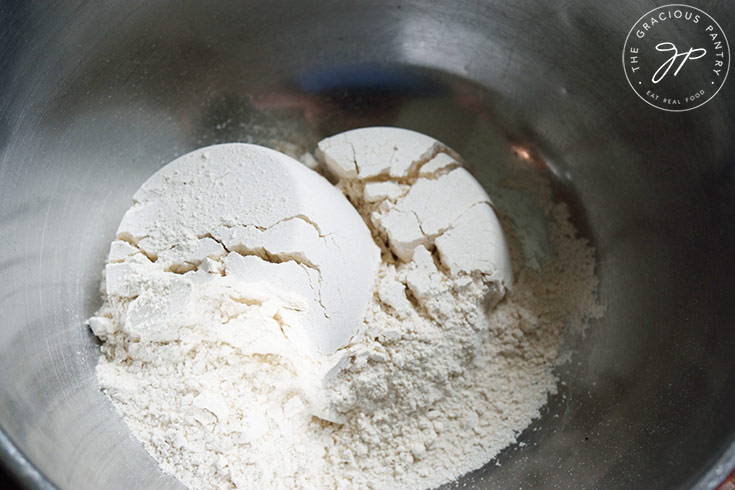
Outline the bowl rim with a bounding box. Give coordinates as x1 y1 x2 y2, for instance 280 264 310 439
0 428 53 490
1 422 734 489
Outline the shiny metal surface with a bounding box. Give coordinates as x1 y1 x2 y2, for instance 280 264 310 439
1 1 734 489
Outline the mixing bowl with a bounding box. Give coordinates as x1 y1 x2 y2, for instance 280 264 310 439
1 1 734 489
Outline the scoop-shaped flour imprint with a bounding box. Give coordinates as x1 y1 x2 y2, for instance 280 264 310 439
317 127 513 302
107 143 380 354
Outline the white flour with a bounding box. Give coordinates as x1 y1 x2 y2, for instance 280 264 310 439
89 129 603 490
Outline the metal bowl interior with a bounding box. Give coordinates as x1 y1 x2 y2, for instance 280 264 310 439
1 1 734 489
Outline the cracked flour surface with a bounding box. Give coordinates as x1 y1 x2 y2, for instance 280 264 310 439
89 129 604 490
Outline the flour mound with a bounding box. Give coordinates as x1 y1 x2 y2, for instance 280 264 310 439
90 132 603 490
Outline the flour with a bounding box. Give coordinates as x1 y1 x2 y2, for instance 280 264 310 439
101 142 379 355
89 128 604 490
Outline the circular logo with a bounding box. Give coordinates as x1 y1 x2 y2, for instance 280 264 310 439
623 4 730 112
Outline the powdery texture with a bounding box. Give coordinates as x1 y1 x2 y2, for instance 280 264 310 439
90 140 603 490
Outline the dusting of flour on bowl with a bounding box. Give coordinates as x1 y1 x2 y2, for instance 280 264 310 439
89 128 603 490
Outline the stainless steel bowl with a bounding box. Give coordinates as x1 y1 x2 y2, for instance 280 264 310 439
1 1 734 489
